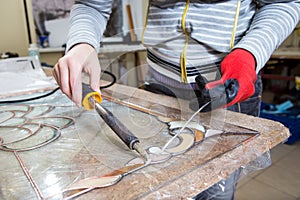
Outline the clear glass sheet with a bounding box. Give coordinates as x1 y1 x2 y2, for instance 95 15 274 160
0 57 57 98
0 91 262 200
0 110 15 123
0 126 32 144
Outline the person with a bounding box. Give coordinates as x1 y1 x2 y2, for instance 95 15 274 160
53 0 300 199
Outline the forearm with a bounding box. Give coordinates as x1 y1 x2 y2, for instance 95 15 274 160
66 0 113 52
234 1 300 73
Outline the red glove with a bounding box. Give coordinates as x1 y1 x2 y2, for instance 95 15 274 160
189 49 257 112
206 48 257 107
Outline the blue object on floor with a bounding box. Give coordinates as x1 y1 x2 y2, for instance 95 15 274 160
260 101 300 145
261 100 294 114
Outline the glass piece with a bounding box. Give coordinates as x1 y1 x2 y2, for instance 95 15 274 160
25 105 54 118
0 111 15 124
165 132 195 155
0 105 31 112
0 105 32 117
104 163 145 176
22 122 41 134
46 105 84 118
4 123 42 144
30 116 74 129
63 175 122 199
205 129 223 138
127 147 172 166
64 163 144 198
126 157 144 166
168 120 206 133
13 111 28 118
169 126 194 137
147 147 172 164
194 133 259 162
156 116 177 123
0 124 60 152
0 126 32 144
193 129 205 143
65 175 122 191
0 117 28 126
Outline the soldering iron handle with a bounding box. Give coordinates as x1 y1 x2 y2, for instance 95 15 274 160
82 83 139 150
82 83 95 96
95 104 139 150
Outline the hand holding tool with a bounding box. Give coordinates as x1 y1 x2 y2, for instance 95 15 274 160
189 49 257 112
81 83 150 161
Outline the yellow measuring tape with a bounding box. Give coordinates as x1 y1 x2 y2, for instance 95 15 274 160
180 0 190 83
142 0 241 83
230 0 241 49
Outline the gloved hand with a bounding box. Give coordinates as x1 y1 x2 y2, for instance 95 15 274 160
189 49 257 112
52 43 101 107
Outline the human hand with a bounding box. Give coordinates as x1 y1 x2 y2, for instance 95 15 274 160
189 49 257 112
52 43 101 107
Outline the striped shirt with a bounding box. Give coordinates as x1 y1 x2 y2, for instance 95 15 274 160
67 0 300 85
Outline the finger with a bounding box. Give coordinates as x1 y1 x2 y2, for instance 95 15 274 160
72 77 82 108
52 65 61 86
57 59 72 100
68 61 83 107
89 66 101 94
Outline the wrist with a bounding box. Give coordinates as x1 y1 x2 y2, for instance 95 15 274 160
67 43 96 58
228 48 256 70
221 48 257 81
69 43 95 53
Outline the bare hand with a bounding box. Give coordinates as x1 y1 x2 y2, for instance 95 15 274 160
52 43 101 107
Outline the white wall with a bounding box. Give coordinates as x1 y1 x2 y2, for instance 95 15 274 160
0 0 36 56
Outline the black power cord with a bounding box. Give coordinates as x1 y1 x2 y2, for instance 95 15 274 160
0 70 117 104
0 87 60 104
100 70 117 89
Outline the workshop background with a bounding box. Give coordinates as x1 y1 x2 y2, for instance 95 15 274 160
0 0 300 199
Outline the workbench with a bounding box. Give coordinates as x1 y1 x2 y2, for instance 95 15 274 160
89 82 290 199
0 80 290 199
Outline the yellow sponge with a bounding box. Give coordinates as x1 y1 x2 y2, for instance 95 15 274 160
82 91 102 110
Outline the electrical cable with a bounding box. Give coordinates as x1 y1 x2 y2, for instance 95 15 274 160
0 87 60 104
0 70 117 104
100 70 117 89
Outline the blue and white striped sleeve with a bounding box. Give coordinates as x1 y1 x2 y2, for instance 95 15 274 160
66 0 113 52
234 0 300 73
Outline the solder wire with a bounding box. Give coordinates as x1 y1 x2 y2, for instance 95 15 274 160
161 100 211 152
230 0 241 50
